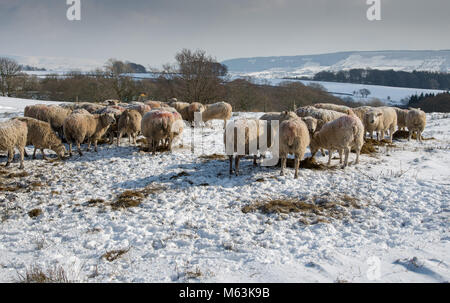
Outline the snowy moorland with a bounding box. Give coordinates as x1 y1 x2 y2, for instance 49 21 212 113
0 98 449 283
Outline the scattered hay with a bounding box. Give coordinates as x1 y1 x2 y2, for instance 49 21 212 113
16 265 70 283
111 185 166 210
392 130 435 141
84 198 105 207
276 157 331 170
102 248 130 262
0 183 22 192
28 208 43 218
359 138 396 155
242 193 362 224
255 178 265 182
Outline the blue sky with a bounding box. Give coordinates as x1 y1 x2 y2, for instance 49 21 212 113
1 0 449 67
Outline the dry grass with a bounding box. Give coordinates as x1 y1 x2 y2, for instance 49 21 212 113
277 157 331 170
392 130 435 141
111 184 166 210
242 193 362 224
85 198 105 207
102 248 130 262
28 208 43 218
16 265 70 283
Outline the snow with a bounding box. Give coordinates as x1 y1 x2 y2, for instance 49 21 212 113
0 97 63 122
0 97 449 283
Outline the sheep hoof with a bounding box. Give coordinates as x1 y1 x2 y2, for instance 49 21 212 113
19 165 24 170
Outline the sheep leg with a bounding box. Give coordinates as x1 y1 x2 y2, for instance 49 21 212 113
128 134 132 143
408 130 412 141
228 155 233 175
94 140 98 152
77 142 83 156
253 155 257 166
280 157 286 176
342 147 350 168
418 131 423 143
235 156 241 176
19 147 25 169
5 149 13 167
339 150 343 164
41 149 48 160
355 148 360 165
68 143 73 157
117 131 122 146
86 141 91 152
294 156 300 179
327 150 333 166
32 147 38 159
152 140 156 155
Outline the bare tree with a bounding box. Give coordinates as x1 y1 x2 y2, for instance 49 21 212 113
0 57 22 96
104 59 135 102
174 49 227 103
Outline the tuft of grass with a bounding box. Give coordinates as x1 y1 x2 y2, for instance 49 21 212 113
184 267 203 280
102 248 130 262
4 171 30 179
242 193 362 224
28 208 43 218
16 265 70 283
84 198 105 207
111 184 166 210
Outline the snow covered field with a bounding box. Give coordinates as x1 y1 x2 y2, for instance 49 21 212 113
0 98 449 283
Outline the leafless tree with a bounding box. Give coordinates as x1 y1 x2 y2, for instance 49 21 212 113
104 59 135 102
0 57 22 96
174 49 227 103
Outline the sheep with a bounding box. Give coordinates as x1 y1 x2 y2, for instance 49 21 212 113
128 103 152 117
279 114 310 179
24 104 72 137
0 119 27 169
70 108 91 115
224 119 260 176
74 103 105 113
202 102 233 128
364 107 397 142
141 110 184 154
406 108 427 142
144 100 163 108
117 109 142 146
103 99 120 106
14 117 66 160
168 101 190 115
296 106 346 123
300 116 318 136
63 113 116 156
314 103 352 114
310 115 364 168
94 106 125 144
394 107 409 131
183 102 206 123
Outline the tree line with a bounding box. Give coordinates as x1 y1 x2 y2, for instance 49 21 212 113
313 69 450 90
0 49 342 112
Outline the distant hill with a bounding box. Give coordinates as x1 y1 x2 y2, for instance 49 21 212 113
222 50 450 79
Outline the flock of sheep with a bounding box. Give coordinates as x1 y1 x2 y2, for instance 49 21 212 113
0 98 426 180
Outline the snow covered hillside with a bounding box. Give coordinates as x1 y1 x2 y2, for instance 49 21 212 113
0 97 62 122
223 50 450 79
0 98 449 283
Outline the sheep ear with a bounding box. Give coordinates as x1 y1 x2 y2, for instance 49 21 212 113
377 112 382 116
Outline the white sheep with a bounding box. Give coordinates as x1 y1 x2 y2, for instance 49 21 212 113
310 115 364 168
63 113 116 156
14 117 66 160
313 103 352 114
364 107 397 142
296 106 346 123
394 107 409 131
0 119 27 169
279 114 310 179
406 108 427 142
202 102 232 128
224 118 260 176
117 109 142 146
141 110 184 154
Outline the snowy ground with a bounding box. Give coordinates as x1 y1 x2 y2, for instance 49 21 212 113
0 98 449 283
